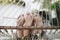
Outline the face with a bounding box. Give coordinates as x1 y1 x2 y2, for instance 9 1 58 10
21 14 24 17
27 12 30 15
34 13 37 16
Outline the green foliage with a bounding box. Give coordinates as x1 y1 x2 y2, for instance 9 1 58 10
43 0 51 9
49 1 60 10
33 0 40 3
43 0 60 10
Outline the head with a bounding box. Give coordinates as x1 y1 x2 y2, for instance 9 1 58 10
27 12 30 16
21 13 24 17
33 10 39 16
33 12 37 16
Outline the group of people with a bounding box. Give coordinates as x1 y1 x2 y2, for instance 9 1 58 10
17 12 42 40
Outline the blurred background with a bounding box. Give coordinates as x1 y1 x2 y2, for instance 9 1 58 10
0 0 60 40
